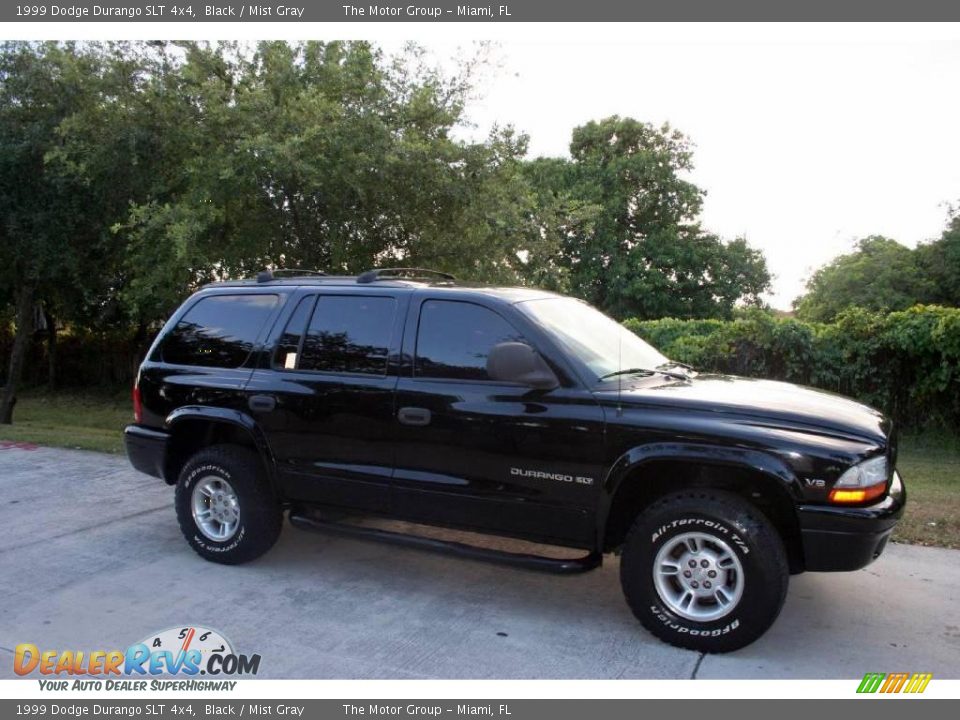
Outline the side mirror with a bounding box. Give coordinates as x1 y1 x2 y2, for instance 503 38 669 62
486 342 559 390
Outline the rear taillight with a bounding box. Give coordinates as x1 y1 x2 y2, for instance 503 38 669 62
132 384 142 424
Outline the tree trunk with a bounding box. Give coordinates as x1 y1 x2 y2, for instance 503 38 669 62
45 307 57 391
0 283 36 424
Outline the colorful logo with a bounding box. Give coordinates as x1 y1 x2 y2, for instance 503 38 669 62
14 625 260 677
857 672 932 694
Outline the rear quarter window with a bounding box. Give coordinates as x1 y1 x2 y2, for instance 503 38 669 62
160 294 279 368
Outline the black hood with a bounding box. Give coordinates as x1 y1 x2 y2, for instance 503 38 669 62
597 374 889 443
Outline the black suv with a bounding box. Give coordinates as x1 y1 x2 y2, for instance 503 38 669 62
125 268 905 652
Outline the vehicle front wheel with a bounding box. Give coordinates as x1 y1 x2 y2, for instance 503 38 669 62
174 444 282 565
620 490 789 653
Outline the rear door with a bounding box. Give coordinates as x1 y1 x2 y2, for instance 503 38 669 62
247 289 407 512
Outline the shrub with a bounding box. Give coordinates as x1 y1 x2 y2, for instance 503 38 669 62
626 305 960 431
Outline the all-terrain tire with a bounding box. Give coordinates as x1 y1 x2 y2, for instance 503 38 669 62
620 490 789 653
174 444 282 565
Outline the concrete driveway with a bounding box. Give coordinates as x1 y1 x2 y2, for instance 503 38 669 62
1 444 957 679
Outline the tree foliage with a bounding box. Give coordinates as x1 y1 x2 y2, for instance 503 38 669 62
793 236 935 321
111 41 555 321
525 116 771 320
917 213 960 307
794 217 960 322
0 41 155 418
0 42 123 314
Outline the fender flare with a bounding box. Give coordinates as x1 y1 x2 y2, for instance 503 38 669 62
596 442 801 549
164 406 279 490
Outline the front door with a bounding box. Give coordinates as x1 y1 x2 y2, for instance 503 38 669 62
391 296 606 548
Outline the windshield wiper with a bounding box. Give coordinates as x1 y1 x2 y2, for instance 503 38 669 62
598 367 688 382
657 360 694 372
656 361 695 379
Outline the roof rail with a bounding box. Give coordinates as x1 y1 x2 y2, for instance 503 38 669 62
356 267 456 284
255 268 327 283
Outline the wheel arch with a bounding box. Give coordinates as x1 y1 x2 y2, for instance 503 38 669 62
599 443 805 573
162 406 278 494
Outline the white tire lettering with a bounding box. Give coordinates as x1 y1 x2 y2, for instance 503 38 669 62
649 605 741 635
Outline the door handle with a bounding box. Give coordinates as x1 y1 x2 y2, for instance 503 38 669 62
398 407 431 426
248 394 277 413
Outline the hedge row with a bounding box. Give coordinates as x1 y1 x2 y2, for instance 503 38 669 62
624 305 960 430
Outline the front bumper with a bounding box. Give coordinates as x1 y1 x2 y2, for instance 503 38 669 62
124 424 170 480
798 471 906 572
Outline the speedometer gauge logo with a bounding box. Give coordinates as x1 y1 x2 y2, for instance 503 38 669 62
138 626 235 672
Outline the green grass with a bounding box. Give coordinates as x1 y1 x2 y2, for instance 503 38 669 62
1 389 958 548
894 433 960 549
0 388 131 454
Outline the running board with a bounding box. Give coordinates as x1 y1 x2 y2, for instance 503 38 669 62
288 512 602 575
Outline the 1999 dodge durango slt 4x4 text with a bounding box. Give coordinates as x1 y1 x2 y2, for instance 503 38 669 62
125 268 905 652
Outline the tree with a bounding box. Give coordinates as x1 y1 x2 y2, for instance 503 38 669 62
1 41 186 417
0 43 127 422
917 212 960 308
526 117 770 320
2 40 564 405
794 236 936 322
115 41 554 324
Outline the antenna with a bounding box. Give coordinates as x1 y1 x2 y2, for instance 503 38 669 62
617 324 623 417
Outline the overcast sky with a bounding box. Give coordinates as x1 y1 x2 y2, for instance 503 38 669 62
407 31 960 309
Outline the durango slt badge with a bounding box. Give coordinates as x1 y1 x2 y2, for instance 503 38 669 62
511 467 595 485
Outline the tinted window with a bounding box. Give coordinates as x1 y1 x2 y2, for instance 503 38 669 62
273 295 317 369
415 300 525 381
161 294 278 368
299 295 396 375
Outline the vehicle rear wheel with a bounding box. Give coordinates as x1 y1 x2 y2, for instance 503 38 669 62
620 490 789 653
175 444 282 564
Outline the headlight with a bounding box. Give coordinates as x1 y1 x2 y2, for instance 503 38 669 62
829 456 889 504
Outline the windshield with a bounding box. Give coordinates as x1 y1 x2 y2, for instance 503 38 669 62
517 297 669 382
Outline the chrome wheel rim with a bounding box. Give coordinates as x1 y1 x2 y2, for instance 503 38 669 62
191 476 240 542
653 531 744 622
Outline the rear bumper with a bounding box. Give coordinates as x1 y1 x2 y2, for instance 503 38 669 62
798 471 906 572
124 424 170 481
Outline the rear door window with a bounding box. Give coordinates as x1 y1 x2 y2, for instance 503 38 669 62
298 295 397 375
161 294 278 368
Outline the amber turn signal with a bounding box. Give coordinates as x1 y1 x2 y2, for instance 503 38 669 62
828 482 886 504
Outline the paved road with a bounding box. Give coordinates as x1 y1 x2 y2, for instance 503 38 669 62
1 444 957 679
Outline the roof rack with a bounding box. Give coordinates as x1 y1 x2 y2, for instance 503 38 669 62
356 267 456 284
256 268 327 283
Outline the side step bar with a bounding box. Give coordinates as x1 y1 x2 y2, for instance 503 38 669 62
288 512 602 575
